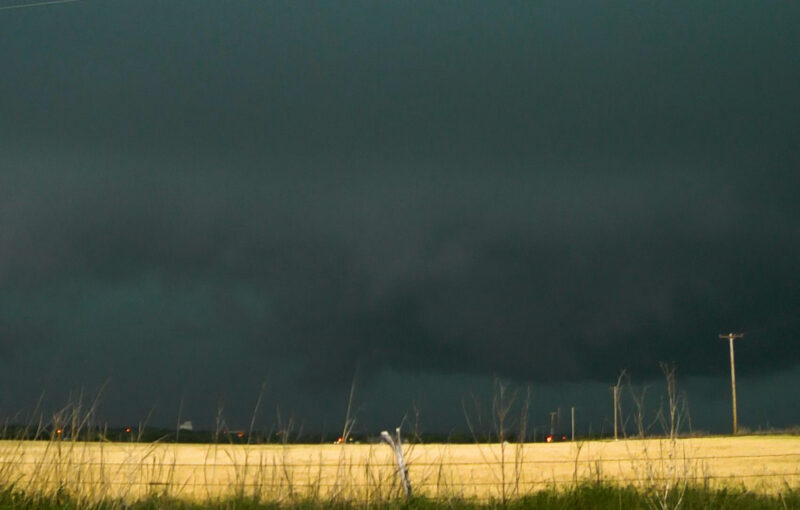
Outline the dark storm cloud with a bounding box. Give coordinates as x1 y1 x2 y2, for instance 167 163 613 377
2 168 798 387
4 1 799 162
1 1 799 428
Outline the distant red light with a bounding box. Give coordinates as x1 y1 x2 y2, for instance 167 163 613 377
545 435 553 443
237 432 244 438
56 428 62 435
125 427 132 433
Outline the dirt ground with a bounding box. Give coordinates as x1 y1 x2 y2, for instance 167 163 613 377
1 436 798 501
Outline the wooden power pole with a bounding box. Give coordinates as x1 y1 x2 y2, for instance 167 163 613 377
571 406 575 441
610 371 625 441
611 385 619 441
719 332 744 434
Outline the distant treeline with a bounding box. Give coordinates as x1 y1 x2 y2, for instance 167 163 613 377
0 424 626 444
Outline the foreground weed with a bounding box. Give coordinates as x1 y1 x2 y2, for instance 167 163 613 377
2 486 800 510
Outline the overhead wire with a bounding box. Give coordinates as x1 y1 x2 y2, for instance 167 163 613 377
0 0 80 11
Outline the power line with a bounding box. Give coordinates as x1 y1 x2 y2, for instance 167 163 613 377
0 0 79 11
741 306 800 338
4 451 800 468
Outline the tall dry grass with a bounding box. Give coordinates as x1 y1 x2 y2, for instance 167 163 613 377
1 380 800 507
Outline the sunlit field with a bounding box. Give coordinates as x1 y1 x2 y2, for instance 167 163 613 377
1 436 799 504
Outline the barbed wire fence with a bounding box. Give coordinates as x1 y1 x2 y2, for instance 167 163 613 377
1 445 799 502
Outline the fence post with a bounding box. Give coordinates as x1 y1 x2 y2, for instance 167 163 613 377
380 428 412 499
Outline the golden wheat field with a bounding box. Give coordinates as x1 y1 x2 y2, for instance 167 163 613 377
1 436 799 503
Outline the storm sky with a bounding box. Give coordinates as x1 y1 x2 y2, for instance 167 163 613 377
1 0 799 435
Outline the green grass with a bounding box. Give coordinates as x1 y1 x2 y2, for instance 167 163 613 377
2 485 799 510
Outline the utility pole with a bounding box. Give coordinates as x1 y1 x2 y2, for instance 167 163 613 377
610 385 619 440
719 332 744 434
571 406 575 441
611 371 625 441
